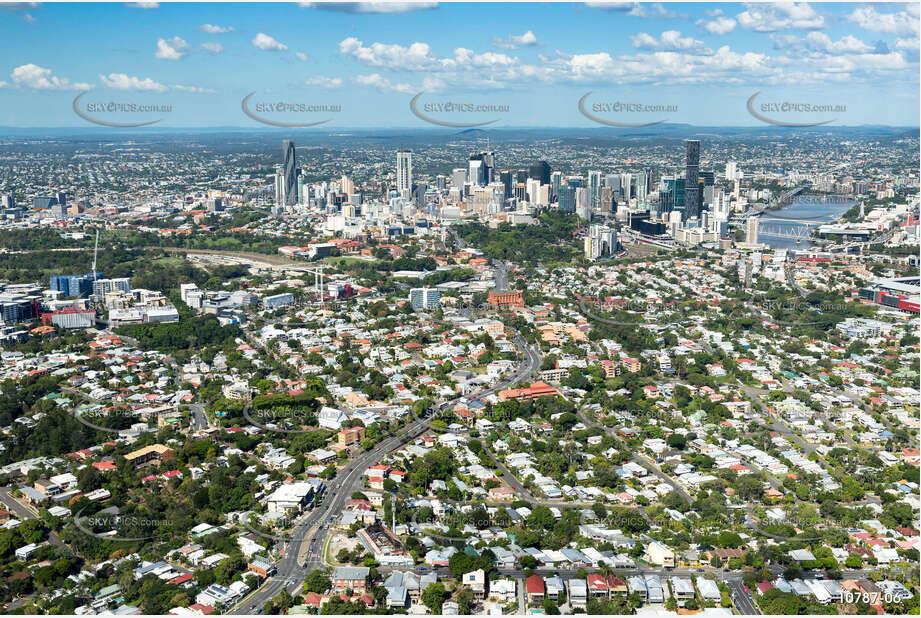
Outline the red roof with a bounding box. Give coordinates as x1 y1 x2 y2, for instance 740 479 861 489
586 573 607 591
526 575 545 594
169 573 194 585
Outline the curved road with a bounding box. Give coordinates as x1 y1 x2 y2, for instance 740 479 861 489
231 333 541 613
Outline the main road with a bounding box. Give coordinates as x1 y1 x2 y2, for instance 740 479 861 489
231 332 541 613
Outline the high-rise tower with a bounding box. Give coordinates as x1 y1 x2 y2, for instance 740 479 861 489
685 140 700 221
282 140 297 207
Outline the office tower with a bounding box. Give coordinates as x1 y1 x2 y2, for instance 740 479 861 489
206 197 223 212
51 273 103 298
746 217 759 245
725 161 737 181
550 171 562 201
685 140 700 221
469 159 484 186
340 175 355 196
397 150 413 198
575 187 590 220
600 186 614 215
700 171 715 187
0 195 13 209
469 151 495 184
55 191 67 208
635 171 648 204
273 168 285 206
526 178 542 205
409 288 441 310
588 170 603 213
528 160 551 186
622 173 633 202
558 185 576 213
584 224 618 260
513 183 527 203
498 170 514 198
92 277 131 298
282 140 297 207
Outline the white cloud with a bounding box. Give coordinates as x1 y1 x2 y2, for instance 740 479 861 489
296 52 309 61
305 76 343 88
737 3 824 32
10 63 90 90
201 42 224 54
895 37 920 53
155 36 189 60
585 2 675 18
493 30 539 50
300 2 437 13
630 30 710 54
99 72 168 92
698 16 736 35
198 23 234 34
173 84 216 93
847 6 919 36
339 37 438 70
126 2 159 7
354 73 414 93
251 33 288 51
770 32 874 55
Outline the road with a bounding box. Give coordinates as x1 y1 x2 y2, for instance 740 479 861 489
231 330 541 613
0 487 66 548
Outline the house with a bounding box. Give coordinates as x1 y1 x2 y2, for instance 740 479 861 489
568 579 588 609
331 566 370 594
15 543 39 561
462 569 486 598
525 575 545 605
645 541 675 567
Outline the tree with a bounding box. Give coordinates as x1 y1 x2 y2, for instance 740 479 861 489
422 582 447 613
304 569 331 594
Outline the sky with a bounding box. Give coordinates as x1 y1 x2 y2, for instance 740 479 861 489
0 1 918 128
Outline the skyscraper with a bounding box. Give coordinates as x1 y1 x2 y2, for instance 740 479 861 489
588 170 603 213
745 217 759 245
282 140 297 207
528 160 551 186
685 140 700 221
397 150 413 198
469 151 495 185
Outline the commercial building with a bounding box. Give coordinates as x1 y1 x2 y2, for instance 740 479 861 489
42 307 95 329
283 140 297 207
397 150 412 199
92 278 130 299
50 273 102 298
123 444 175 468
408 287 441 310
685 140 700 221
488 290 524 308
584 224 619 260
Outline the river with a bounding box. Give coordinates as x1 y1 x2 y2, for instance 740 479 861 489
758 195 857 250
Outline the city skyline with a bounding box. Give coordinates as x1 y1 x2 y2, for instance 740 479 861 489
0 2 918 127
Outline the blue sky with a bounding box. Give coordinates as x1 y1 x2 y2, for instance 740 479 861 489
0 1 918 127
